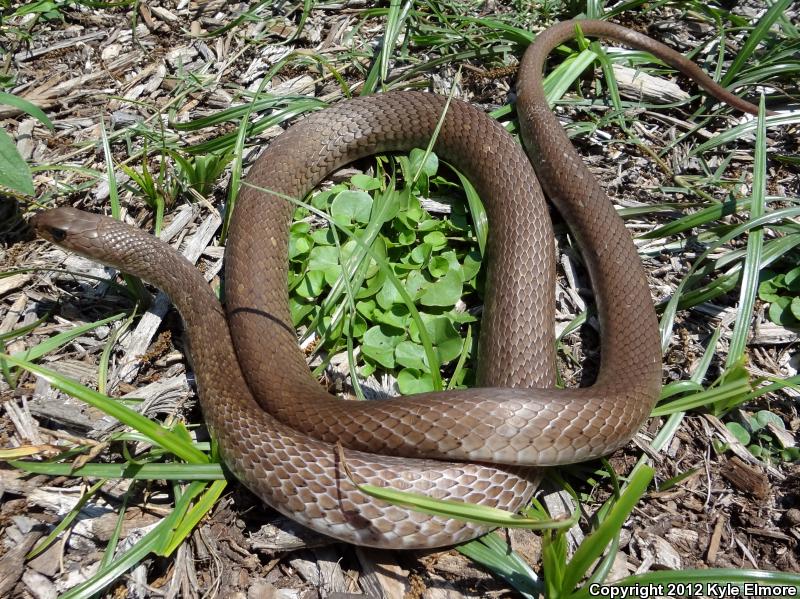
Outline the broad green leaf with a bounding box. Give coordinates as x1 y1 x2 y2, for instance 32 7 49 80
289 232 313 259
410 243 433 265
331 190 373 225
395 341 427 370
409 147 439 177
289 297 315 325
422 231 447 251
311 185 344 210
355 299 376 320
0 128 34 196
405 270 428 297
754 410 785 431
768 297 795 326
428 255 449 277
397 368 435 394
308 244 340 271
395 223 416 245
423 316 463 363
374 304 411 330
758 275 785 302
376 279 403 309
785 266 800 290
792 297 800 321
462 250 482 282
351 174 382 190
726 422 750 445
419 269 463 307
361 325 403 369
295 270 326 299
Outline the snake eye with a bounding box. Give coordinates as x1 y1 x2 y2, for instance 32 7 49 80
49 227 67 242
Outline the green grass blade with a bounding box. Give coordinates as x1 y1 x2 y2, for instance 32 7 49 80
160 479 227 556
659 208 800 352
721 0 794 86
98 313 135 396
691 113 800 156
13 312 125 365
352 479 575 529
726 95 767 366
1 353 209 464
99 484 133 571
60 519 163 598
462 17 533 45
153 481 209 555
560 466 654 594
59 481 208 598
9 460 225 480
0 92 54 130
544 49 599 105
27 479 106 559
652 378 752 417
453 169 487 255
0 311 50 344
220 73 272 243
185 99 325 154
362 0 413 94
458 533 542 599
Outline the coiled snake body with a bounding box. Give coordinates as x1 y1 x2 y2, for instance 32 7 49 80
33 20 762 548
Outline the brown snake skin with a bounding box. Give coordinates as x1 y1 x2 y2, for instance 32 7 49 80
32 20 764 548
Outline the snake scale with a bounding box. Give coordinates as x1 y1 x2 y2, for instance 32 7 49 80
32 20 763 548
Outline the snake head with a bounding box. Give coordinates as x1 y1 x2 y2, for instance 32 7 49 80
30 207 179 279
31 207 104 254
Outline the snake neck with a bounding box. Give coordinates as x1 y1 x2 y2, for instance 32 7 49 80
88 218 260 433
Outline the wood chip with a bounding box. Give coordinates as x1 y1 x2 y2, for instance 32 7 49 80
354 548 407 599
750 321 800 345
766 421 796 449
720 457 770 499
0 273 31 296
250 518 332 551
706 515 724 565
613 64 690 105
22 569 58 599
0 527 44 596
0 292 28 333
289 547 351 596
636 533 682 570
542 489 584 551
12 31 107 62
744 527 794 542
421 572 465 598
90 509 160 542
5 396 47 448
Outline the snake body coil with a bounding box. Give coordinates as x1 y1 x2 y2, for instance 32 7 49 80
33 21 762 548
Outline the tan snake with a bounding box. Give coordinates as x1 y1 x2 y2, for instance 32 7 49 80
32 20 763 548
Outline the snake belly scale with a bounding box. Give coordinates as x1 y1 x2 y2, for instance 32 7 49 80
32 20 763 548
